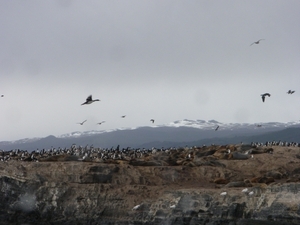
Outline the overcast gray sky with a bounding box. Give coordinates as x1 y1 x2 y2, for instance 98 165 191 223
1 0 299 141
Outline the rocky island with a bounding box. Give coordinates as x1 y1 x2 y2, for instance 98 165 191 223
1 143 300 224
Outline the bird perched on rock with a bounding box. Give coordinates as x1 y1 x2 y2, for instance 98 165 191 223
220 192 227 196
287 90 295 94
242 188 248 193
81 95 100 105
250 39 264 46
132 204 140 210
261 93 271 102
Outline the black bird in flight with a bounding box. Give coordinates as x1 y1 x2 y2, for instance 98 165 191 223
121 115 126 118
1 95 3 97
215 125 219 131
150 119 155 123
250 39 265 46
287 90 295 94
77 120 87 125
81 95 100 105
261 93 271 102
96 121 105 125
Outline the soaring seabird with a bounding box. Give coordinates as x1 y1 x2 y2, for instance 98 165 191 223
81 95 100 105
1 95 3 97
150 119 155 123
215 125 219 131
261 93 271 102
287 90 295 94
250 39 265 46
121 115 126 118
96 121 105 125
77 120 87 125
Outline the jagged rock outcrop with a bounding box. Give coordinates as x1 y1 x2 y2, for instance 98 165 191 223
0 145 300 224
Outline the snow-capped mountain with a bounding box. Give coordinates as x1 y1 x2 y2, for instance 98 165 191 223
1 119 300 151
165 119 300 130
57 119 300 139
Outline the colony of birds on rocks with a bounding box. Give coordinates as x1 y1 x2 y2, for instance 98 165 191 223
1 140 299 163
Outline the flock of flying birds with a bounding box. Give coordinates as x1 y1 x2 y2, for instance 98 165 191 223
78 95 155 126
0 39 296 132
73 39 296 131
250 39 296 102
261 90 296 102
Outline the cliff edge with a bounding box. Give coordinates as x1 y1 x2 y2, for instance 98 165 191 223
1 144 300 224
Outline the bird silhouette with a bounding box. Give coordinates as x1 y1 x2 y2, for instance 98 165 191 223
256 124 262 127
121 115 126 118
261 93 271 102
287 90 295 94
150 119 155 123
215 125 219 131
77 120 87 125
81 95 100 105
1 95 3 97
96 121 105 125
250 39 265 46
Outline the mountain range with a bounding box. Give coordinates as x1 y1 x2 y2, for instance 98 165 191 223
1 119 300 151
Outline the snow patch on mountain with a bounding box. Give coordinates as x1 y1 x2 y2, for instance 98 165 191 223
58 119 300 138
159 119 300 130
2 119 300 144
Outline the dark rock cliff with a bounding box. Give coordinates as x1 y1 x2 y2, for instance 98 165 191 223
1 145 300 224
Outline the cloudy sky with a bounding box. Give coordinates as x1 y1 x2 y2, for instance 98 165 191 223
0 0 299 141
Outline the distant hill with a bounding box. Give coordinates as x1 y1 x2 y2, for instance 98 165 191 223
138 127 300 148
0 120 299 151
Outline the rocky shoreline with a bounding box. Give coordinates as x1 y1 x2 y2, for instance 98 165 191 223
1 144 300 224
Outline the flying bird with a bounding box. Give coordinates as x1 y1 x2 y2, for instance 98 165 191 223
287 90 295 94
77 120 87 125
1 95 3 97
250 39 265 46
261 93 271 102
121 115 126 118
81 95 100 105
150 119 155 123
215 125 219 131
96 121 105 125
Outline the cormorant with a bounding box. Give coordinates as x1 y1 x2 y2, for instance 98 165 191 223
250 39 265 46
81 95 100 105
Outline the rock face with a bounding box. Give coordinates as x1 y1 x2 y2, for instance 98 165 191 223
1 145 300 224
